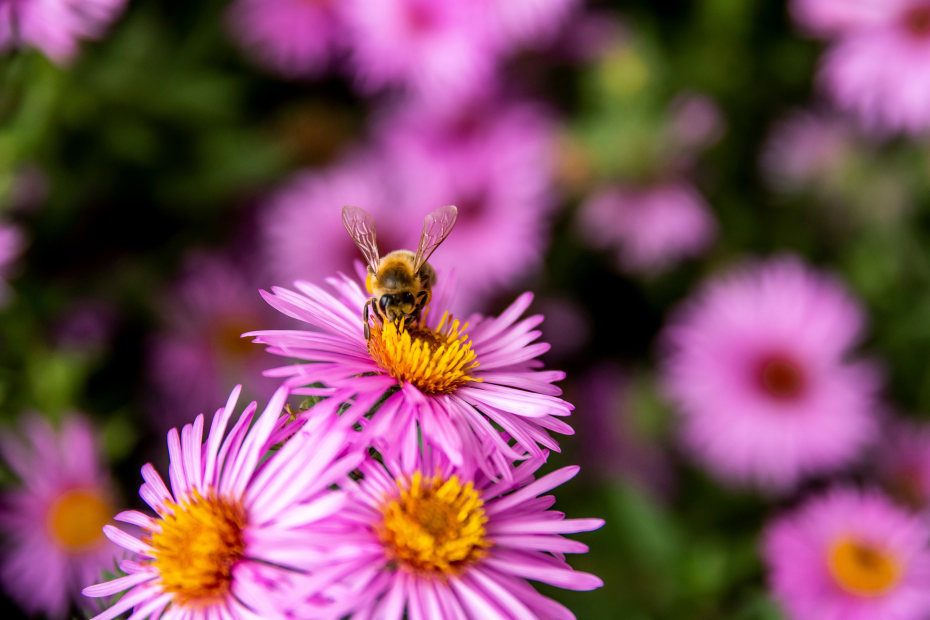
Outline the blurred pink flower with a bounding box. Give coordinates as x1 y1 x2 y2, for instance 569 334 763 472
760 109 852 192
577 182 717 276
261 153 398 288
0 414 120 618
148 252 281 430
876 419 930 515
0 223 24 306
0 0 125 63
375 98 559 310
227 0 344 79
660 256 881 492
53 300 117 353
763 487 930 620
666 93 725 155
341 0 495 107
261 97 559 314
794 0 930 133
476 0 580 50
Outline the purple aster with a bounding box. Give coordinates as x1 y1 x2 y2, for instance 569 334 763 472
0 0 125 63
260 153 403 290
373 97 559 311
577 182 717 276
83 385 366 619
249 273 574 480
763 487 930 620
0 414 120 618
148 252 282 430
227 0 344 79
341 0 495 108
289 448 603 619
794 0 930 133
660 256 881 492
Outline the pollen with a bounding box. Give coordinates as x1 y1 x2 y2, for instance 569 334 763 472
46 488 111 552
377 471 490 577
827 536 901 597
149 491 246 606
368 312 480 395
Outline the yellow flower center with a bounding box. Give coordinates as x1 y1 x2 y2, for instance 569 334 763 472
46 488 111 552
827 536 902 597
368 313 480 395
149 491 246 606
377 471 490 577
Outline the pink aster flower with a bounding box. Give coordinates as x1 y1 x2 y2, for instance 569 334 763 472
148 252 281 429
291 448 603 619
249 274 574 480
794 0 930 133
373 97 559 311
261 153 402 289
875 420 930 515
577 182 717 276
0 414 119 618
83 385 366 619
763 487 930 620
341 0 495 107
227 0 344 79
660 256 881 491
0 0 125 63
476 0 580 50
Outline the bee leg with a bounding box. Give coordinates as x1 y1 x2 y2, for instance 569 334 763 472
414 290 430 324
363 298 374 340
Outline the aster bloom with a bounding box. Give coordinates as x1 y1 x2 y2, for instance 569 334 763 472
0 0 125 63
876 420 930 514
660 256 880 491
763 487 930 620
373 97 559 311
249 274 573 479
341 0 495 107
577 182 717 276
295 448 603 619
476 0 580 50
83 385 366 619
149 252 281 429
227 0 344 79
0 414 119 619
794 0 930 133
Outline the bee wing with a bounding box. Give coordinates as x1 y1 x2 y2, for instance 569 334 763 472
414 205 458 273
342 205 380 272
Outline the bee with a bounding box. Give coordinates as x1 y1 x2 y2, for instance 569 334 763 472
342 204 458 340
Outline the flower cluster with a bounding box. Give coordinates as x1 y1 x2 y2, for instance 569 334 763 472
81 255 603 618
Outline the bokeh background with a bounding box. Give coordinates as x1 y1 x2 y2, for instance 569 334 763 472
4 0 930 617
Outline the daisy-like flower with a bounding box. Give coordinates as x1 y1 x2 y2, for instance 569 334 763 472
876 420 930 514
793 0 930 133
760 109 852 193
0 0 125 63
763 487 930 620
249 274 573 479
148 252 281 430
82 385 366 619
341 0 495 108
295 448 603 619
0 414 119 619
227 0 344 79
660 256 881 491
577 182 717 276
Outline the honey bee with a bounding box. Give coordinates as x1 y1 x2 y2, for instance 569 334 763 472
342 204 458 340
